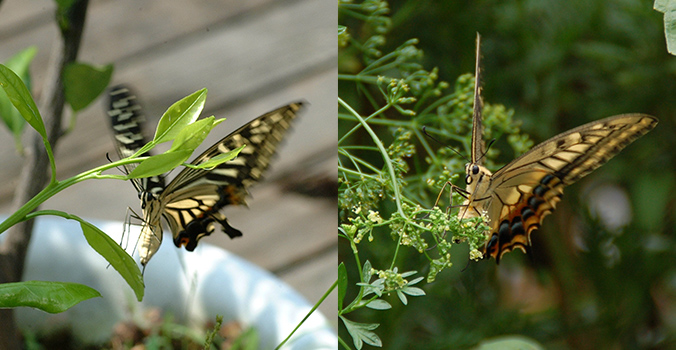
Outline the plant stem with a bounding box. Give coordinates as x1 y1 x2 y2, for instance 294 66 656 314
275 279 338 350
0 157 142 234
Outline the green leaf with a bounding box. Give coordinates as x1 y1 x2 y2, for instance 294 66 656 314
0 281 100 313
0 47 37 150
153 88 207 145
338 262 347 309
476 336 545 350
401 286 425 297
396 290 408 305
184 145 245 170
54 0 77 11
0 64 45 138
128 150 193 179
340 316 382 349
79 218 144 301
362 260 373 281
63 62 113 112
365 299 391 310
655 0 669 12
655 0 676 55
168 116 223 153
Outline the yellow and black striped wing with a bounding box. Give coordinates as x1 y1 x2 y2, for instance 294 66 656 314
107 85 166 196
159 102 304 251
481 114 658 262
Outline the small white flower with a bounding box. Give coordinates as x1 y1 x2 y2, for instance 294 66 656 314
367 210 383 224
469 249 483 261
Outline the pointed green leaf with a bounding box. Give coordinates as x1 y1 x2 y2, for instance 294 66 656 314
184 145 245 170
338 262 347 309
6 48 38 77
22 210 145 301
396 290 408 305
362 260 373 281
63 62 113 112
168 116 223 153
79 219 144 301
153 88 207 144
365 299 391 310
0 281 100 313
128 150 193 179
0 47 37 150
402 286 425 297
0 64 45 138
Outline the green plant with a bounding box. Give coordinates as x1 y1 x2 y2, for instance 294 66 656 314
341 1 676 349
0 65 243 307
338 1 534 348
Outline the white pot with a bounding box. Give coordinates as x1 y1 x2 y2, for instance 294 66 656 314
11 216 336 349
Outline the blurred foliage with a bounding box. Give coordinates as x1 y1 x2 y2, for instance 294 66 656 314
339 0 676 349
22 311 255 349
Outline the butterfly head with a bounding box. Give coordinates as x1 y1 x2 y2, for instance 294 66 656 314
464 163 492 194
140 191 158 209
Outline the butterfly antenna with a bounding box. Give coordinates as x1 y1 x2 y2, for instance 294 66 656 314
476 138 496 164
106 152 131 176
460 258 471 272
422 126 470 163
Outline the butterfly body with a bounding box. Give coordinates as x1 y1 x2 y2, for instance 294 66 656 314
460 35 658 263
108 85 303 266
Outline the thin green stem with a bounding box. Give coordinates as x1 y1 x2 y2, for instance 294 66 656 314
389 232 403 271
338 166 379 181
44 139 57 185
338 103 391 145
275 279 338 350
338 74 381 84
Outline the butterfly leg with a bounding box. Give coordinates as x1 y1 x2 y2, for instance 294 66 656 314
434 180 470 216
122 206 144 252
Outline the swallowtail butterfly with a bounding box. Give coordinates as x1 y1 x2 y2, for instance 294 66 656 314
455 34 657 263
107 85 303 267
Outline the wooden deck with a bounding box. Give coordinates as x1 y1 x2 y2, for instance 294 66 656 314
0 0 336 334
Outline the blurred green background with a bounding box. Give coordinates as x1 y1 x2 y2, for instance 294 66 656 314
339 0 676 349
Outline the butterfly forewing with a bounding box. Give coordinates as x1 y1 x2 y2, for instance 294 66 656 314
492 115 658 185
164 103 302 194
107 85 166 196
156 102 304 254
459 35 658 263
471 33 484 165
480 114 657 261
